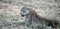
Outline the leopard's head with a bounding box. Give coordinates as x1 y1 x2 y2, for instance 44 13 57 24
20 7 30 17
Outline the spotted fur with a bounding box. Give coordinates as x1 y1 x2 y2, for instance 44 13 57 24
20 7 59 28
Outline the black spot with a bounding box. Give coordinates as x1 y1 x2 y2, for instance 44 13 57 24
47 21 59 28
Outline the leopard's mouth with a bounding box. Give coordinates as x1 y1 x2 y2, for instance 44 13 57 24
20 12 25 17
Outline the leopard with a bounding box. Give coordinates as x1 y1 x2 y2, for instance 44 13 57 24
12 7 59 29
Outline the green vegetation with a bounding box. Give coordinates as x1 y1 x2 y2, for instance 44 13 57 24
0 25 3 29
57 12 60 15
11 15 22 21
45 7 50 12
57 23 60 28
28 4 38 9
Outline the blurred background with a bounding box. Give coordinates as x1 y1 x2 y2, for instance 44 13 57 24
0 0 60 29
